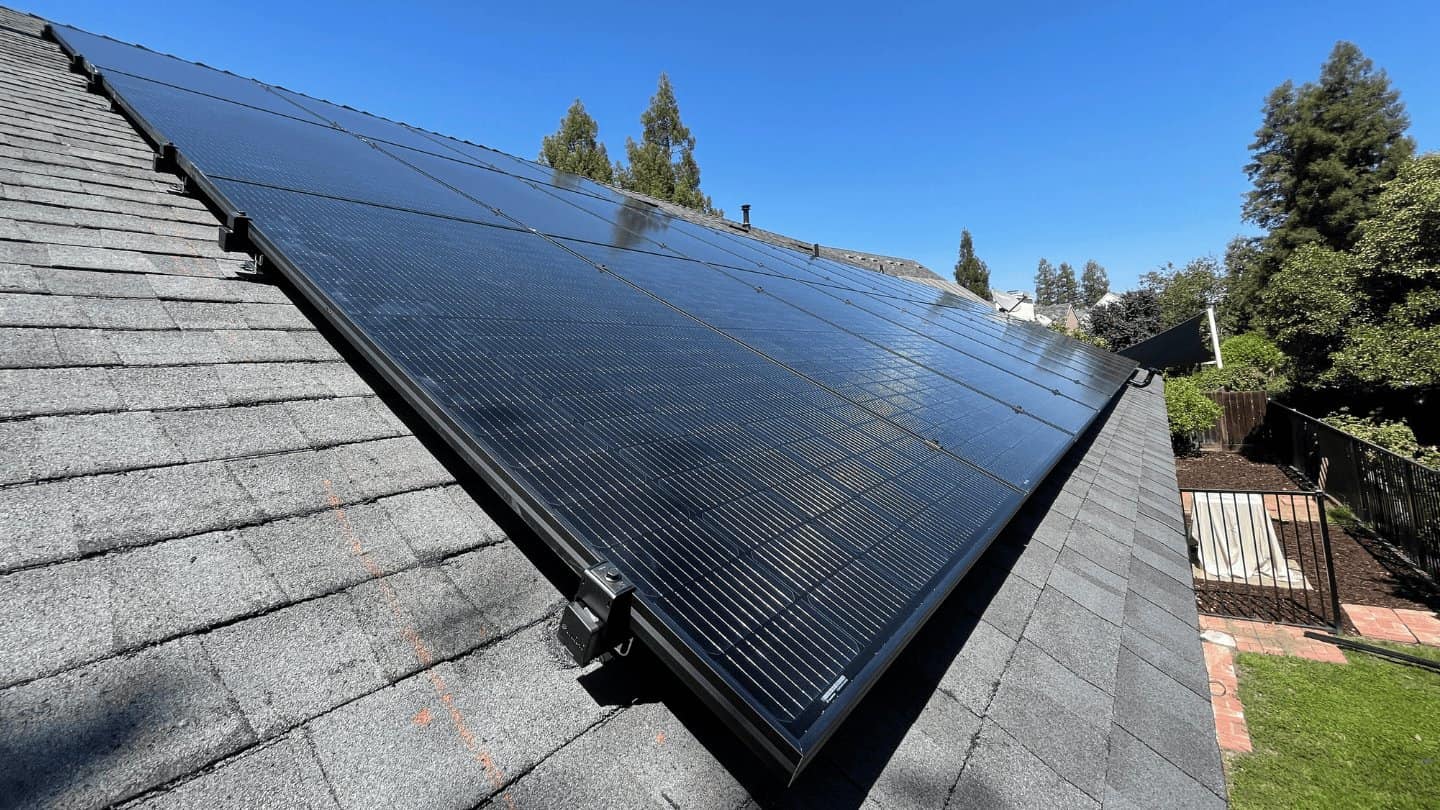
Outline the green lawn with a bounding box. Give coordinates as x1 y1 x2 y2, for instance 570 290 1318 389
1229 642 1440 809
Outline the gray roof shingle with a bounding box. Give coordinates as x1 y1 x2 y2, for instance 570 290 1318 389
0 8 1224 807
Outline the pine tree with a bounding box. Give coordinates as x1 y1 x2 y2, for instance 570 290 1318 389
952 229 991 298
615 73 718 214
1034 259 1057 305
1243 42 1414 301
1080 260 1109 305
1055 262 1080 307
538 99 614 183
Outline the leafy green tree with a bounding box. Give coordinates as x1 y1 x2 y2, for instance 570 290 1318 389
538 99 614 183
1089 289 1162 350
1141 257 1227 328
1325 154 1440 392
1352 151 1440 285
952 230 991 298
615 73 718 214
1222 236 1263 333
1326 288 1440 390
1241 41 1415 320
1055 262 1080 307
1080 260 1109 306
1257 243 1359 384
1263 154 1440 393
1033 258 1057 305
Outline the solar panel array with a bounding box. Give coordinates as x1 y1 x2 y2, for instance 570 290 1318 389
51 23 1137 776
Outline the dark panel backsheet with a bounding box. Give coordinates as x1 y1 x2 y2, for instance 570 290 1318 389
50 23 1136 776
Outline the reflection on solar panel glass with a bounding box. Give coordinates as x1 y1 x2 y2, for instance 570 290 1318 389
51 23 1135 776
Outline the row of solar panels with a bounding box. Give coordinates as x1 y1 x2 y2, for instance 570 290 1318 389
51 23 1136 777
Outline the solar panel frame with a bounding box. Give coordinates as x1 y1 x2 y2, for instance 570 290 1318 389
49 22 1138 778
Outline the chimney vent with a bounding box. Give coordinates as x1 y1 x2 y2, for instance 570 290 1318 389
811 243 820 258
741 204 751 231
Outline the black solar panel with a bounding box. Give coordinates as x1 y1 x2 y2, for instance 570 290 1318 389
50 23 1137 777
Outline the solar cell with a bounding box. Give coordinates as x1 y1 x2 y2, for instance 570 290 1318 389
49 22 1136 777
48 23 317 117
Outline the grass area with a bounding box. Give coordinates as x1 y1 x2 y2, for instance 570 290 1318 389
1229 641 1440 809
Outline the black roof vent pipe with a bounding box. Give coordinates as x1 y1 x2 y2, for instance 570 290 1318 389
741 204 751 231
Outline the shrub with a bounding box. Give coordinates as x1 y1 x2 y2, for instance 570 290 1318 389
1220 333 1287 376
1324 410 1440 469
1189 364 1284 393
1164 376 1223 452
1183 332 1290 393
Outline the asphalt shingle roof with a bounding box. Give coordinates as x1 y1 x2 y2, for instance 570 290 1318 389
0 7 1224 808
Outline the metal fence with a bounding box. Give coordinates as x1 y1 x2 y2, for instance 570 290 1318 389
1267 401 1440 580
1183 488 1342 630
1195 390 1269 451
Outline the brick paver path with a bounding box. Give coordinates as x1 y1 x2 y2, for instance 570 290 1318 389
1200 607 1440 756
1343 603 1440 645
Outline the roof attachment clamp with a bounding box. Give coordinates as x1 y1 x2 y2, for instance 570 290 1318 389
558 561 635 666
218 212 253 254
153 143 179 175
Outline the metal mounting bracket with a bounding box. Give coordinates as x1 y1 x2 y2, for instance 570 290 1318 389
218 212 253 254
153 143 179 175
557 560 635 666
1127 368 1157 388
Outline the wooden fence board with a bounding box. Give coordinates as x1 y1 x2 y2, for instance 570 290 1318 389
1196 390 1269 451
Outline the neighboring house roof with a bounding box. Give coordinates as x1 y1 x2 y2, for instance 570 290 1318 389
1036 304 1081 332
991 289 1049 324
0 7 1223 809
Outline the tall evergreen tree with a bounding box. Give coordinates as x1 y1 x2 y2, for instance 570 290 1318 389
1034 259 1057 305
1055 262 1080 307
615 73 718 214
953 229 991 298
538 99 614 183
1080 260 1109 305
1242 41 1414 307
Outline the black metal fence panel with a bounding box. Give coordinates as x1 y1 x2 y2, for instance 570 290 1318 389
1183 488 1342 631
1267 402 1440 581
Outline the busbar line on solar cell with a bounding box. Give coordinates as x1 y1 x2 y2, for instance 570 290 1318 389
230 123 1084 486
47 25 1108 384
433 168 1129 387
87 0 1102 378
200 176 1036 662
336 136 1129 403
207 164 1050 489
202 175 1026 506
50 21 1138 776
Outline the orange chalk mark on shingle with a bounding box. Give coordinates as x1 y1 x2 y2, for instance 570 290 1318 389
655 731 666 745
323 479 508 801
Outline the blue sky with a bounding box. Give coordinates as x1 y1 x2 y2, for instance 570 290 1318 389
24 0 1440 292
